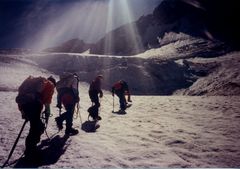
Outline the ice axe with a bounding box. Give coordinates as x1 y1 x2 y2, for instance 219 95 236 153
1 120 28 168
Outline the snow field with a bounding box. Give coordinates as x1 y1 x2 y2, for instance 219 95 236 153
1 90 240 167
1 54 240 168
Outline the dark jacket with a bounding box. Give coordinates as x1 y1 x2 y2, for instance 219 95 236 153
89 78 103 95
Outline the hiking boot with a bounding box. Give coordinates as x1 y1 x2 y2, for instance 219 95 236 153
93 116 101 121
120 106 126 111
119 109 126 114
65 128 79 136
55 117 63 130
96 116 102 121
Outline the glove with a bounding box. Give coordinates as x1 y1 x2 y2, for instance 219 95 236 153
112 93 114 97
99 92 103 98
128 98 132 102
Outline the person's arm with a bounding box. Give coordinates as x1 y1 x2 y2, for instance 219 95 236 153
41 80 55 121
127 92 132 102
95 80 103 98
41 80 55 105
56 92 62 109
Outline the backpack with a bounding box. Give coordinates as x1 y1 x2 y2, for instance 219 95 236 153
113 82 122 90
56 73 76 92
15 76 46 105
56 73 79 105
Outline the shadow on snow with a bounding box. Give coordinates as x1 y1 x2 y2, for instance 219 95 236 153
81 120 100 133
14 135 69 168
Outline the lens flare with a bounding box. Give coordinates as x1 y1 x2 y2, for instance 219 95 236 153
21 0 158 53
25 1 109 51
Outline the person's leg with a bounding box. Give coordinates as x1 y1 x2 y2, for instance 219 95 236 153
55 111 67 130
89 90 96 104
118 93 127 110
25 118 44 155
57 92 74 130
24 101 43 156
94 97 100 118
65 104 78 134
90 91 100 119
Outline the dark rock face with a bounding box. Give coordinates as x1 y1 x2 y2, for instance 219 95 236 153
89 0 240 56
199 0 240 48
34 54 193 95
90 23 146 56
180 53 240 96
44 0 239 55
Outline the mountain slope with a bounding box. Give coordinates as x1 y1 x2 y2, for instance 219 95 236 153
0 54 54 92
178 52 240 95
43 0 239 56
44 39 92 53
90 0 239 55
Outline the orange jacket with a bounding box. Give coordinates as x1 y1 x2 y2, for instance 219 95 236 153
40 80 55 104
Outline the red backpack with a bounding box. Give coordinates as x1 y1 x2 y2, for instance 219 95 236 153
113 82 122 90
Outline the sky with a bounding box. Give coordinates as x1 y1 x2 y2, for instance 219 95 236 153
0 0 162 50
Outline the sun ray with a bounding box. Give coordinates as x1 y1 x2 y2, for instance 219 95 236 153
118 0 144 54
103 0 114 55
26 1 109 51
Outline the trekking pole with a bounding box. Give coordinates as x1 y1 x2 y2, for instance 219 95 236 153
112 95 115 113
74 105 78 119
42 119 50 140
77 102 82 125
2 153 24 168
59 108 61 116
44 129 50 140
41 109 52 140
1 120 28 168
43 118 50 140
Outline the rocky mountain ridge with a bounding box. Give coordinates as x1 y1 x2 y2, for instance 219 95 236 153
47 0 239 56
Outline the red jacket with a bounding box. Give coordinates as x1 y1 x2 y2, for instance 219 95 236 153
40 80 55 105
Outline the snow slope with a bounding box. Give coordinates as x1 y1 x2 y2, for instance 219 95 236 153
0 55 55 91
179 52 240 95
1 55 240 168
1 92 240 167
